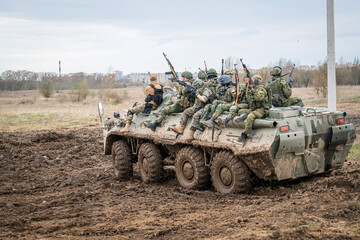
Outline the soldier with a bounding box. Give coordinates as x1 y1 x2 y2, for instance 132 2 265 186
215 82 249 128
267 66 303 107
236 75 271 143
181 71 194 84
199 75 236 128
144 76 196 131
205 68 218 88
121 74 164 132
170 79 214 140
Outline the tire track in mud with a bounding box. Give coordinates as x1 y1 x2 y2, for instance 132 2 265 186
0 129 359 239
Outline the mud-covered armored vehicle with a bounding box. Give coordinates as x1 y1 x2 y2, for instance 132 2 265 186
98 97 356 194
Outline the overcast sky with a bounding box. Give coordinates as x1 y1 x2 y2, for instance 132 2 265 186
0 0 359 74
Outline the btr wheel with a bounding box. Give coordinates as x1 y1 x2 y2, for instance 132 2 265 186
112 140 133 180
138 142 164 183
211 151 251 194
175 146 209 190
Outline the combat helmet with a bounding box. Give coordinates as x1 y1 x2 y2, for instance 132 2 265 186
224 71 233 76
270 66 282 77
207 68 217 78
198 71 207 80
193 79 204 89
181 71 193 80
217 75 232 86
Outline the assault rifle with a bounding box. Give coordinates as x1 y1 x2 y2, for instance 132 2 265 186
163 52 179 81
286 64 295 88
240 58 254 86
221 59 224 75
163 52 183 94
170 78 197 95
198 68 208 78
234 64 240 104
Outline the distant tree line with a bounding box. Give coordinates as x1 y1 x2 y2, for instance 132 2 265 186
0 57 359 93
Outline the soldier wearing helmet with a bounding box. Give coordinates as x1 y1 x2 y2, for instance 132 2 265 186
235 75 271 143
170 79 215 140
198 75 236 128
205 68 218 88
181 71 194 84
267 66 303 107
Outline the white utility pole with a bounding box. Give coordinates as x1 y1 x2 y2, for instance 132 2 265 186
327 0 336 111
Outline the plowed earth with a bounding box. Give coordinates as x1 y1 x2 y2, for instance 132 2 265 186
0 129 359 239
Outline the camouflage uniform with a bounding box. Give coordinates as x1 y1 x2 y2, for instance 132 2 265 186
181 86 214 126
267 66 303 107
155 91 195 124
214 84 249 128
199 81 236 128
237 79 271 142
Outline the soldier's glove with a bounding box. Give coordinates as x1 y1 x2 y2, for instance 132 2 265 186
183 85 192 94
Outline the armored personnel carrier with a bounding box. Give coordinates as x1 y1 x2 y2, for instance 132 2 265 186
98 96 356 194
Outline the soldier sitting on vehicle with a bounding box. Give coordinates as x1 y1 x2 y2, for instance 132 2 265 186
215 81 249 128
236 75 271 143
199 75 236 128
121 74 164 132
267 66 303 107
170 79 214 140
144 72 196 131
204 68 219 88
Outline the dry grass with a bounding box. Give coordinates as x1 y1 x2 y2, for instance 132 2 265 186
0 87 145 131
0 85 359 132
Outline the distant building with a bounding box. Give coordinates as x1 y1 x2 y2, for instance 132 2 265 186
114 70 123 82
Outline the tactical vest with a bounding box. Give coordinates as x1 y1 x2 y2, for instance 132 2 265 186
247 85 270 110
148 84 164 106
267 78 285 107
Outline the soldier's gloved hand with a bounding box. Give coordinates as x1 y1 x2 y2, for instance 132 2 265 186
183 85 192 94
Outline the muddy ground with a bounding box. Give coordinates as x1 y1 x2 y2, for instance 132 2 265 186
0 128 359 239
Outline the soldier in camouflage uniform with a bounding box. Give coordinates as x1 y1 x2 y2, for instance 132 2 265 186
236 75 271 143
199 75 236 128
215 82 249 128
121 74 164 132
144 72 196 131
170 79 214 140
204 68 218 88
267 66 303 107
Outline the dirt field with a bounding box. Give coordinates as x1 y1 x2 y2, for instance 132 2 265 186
0 86 360 239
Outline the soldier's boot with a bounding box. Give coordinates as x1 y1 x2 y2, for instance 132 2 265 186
170 124 185 134
216 117 229 128
294 101 304 107
234 113 248 123
186 129 195 141
191 123 204 132
200 117 215 128
153 111 161 117
120 120 131 132
144 120 159 132
237 132 248 143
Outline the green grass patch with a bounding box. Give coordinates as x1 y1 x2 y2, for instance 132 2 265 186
82 101 91 105
21 113 46 118
308 98 327 105
348 142 360 162
111 100 122 105
341 96 360 104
